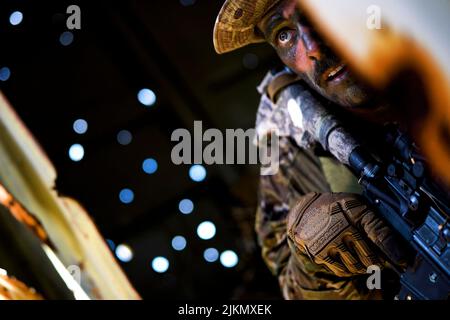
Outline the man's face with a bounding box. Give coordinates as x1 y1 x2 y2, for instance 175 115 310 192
257 0 372 108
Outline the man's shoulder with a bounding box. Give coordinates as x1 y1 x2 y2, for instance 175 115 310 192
255 69 315 150
257 68 300 100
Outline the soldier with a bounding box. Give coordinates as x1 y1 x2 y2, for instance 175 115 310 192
213 0 407 299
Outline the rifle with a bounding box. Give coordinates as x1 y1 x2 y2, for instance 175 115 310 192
348 130 450 300
282 82 450 300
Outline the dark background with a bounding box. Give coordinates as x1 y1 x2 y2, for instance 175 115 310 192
0 0 283 299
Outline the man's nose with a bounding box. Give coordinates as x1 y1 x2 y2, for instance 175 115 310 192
298 25 322 61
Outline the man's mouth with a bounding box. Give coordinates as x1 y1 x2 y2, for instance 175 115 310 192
324 63 348 84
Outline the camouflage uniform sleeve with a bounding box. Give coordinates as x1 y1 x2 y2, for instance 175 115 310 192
254 136 329 284
255 136 382 300
254 138 292 277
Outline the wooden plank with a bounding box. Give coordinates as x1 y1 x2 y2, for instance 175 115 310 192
0 92 140 300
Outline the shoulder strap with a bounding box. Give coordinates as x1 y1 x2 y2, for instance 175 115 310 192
266 72 301 103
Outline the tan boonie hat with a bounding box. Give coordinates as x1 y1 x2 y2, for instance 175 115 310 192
213 0 282 54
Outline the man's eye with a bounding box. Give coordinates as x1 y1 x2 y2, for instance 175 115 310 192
277 29 294 45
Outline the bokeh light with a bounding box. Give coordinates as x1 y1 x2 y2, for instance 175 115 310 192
68 144 84 161
9 11 23 26
203 248 219 263
189 164 206 182
178 199 194 215
171 236 187 251
197 221 216 240
220 250 239 268
106 239 116 251
73 119 88 134
115 244 133 262
142 158 158 174
117 130 132 145
137 88 156 107
119 188 134 204
0 67 11 81
152 256 169 273
59 31 74 46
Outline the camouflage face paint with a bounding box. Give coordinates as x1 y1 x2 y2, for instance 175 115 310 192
257 0 374 109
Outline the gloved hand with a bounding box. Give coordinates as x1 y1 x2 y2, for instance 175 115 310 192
287 192 407 277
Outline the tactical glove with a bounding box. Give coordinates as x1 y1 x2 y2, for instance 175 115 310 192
287 192 406 277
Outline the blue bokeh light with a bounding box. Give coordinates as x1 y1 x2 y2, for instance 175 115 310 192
171 236 187 251
0 67 11 82
106 239 116 251
203 248 219 263
117 130 132 145
73 119 88 134
152 256 169 273
189 164 206 182
9 11 23 26
142 158 158 175
119 188 134 204
59 31 74 46
137 88 156 107
178 199 194 215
